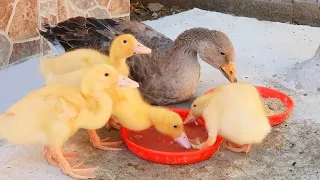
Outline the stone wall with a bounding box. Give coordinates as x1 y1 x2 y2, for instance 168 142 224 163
134 0 320 27
0 0 130 68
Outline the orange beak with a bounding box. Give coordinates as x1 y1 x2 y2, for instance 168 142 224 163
219 62 237 83
184 112 197 124
115 74 139 88
133 40 152 55
174 131 191 149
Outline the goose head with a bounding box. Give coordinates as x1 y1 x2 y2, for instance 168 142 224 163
198 30 237 83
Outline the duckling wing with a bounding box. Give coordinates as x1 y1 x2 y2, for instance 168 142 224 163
39 16 122 55
44 67 90 87
0 86 85 146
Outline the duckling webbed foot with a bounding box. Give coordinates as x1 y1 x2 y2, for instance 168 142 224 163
191 136 216 150
88 129 123 151
52 147 97 179
42 146 79 166
226 141 251 153
105 116 121 130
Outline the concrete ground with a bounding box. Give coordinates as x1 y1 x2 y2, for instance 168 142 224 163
1 8 320 180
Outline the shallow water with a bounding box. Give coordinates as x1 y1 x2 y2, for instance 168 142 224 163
128 123 208 152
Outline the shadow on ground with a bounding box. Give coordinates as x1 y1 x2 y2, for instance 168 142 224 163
57 116 320 180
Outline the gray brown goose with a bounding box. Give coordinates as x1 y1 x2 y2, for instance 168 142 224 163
39 16 237 105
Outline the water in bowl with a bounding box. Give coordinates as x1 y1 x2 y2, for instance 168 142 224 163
128 122 208 152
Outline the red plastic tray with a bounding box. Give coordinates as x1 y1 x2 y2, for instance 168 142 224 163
204 86 294 126
120 108 224 165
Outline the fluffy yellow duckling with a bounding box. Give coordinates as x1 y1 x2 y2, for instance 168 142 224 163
39 34 151 79
184 82 271 153
0 64 139 179
44 66 126 151
106 87 191 149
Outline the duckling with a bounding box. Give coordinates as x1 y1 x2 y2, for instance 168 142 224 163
0 64 139 179
39 34 151 79
184 82 271 153
106 87 191 149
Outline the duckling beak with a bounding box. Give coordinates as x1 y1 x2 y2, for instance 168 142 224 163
115 74 139 88
174 131 191 149
184 112 197 124
133 41 152 55
219 62 237 83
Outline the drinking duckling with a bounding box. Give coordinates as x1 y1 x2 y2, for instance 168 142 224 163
184 82 271 153
39 34 151 79
108 87 191 149
0 64 139 179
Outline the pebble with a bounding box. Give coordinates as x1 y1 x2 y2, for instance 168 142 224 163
147 3 164 12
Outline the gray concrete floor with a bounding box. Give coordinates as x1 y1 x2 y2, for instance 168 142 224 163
1 8 320 180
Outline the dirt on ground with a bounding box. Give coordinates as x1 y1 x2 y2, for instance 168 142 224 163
130 2 189 21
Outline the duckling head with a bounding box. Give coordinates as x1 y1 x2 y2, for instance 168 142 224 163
149 107 191 149
198 30 237 83
110 34 152 59
184 93 214 124
80 64 139 95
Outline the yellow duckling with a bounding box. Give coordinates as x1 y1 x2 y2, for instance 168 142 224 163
39 34 151 79
0 64 139 179
184 82 271 153
106 87 191 149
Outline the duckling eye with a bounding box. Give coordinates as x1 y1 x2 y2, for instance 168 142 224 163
220 52 225 55
104 73 109 76
173 125 178 128
123 40 127 43
193 104 197 107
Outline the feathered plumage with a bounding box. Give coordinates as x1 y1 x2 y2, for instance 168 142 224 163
40 16 237 105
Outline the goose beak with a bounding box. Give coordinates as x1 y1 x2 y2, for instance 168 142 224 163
219 62 237 83
174 131 191 149
184 112 197 124
115 74 139 88
133 41 152 55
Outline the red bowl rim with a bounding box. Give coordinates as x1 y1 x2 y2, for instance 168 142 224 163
204 85 295 119
120 108 224 157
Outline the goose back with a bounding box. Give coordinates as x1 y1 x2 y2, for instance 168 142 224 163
39 16 122 55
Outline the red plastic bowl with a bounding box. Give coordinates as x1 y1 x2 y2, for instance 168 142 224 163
120 108 224 165
204 86 294 126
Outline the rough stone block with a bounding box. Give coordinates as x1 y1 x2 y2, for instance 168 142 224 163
293 2 320 26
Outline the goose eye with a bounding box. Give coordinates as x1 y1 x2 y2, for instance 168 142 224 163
173 125 178 128
104 73 109 76
193 104 197 107
220 52 225 55
123 40 127 43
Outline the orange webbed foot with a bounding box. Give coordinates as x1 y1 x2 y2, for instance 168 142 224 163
105 116 121 130
190 136 216 150
42 146 79 167
88 130 123 151
52 147 97 179
226 141 251 153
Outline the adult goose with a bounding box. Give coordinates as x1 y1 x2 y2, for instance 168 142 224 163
39 16 237 105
